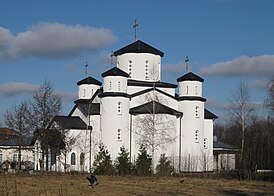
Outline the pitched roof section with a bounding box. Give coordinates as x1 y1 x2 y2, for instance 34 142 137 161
113 40 164 57
101 67 129 78
77 76 102 86
51 116 87 130
177 72 204 82
0 136 33 146
130 88 177 100
74 100 100 116
130 101 183 117
128 79 177 88
204 109 218 119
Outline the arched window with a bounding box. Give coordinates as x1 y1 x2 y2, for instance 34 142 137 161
117 102 122 115
80 153 85 166
71 152 76 165
117 129 122 141
195 130 199 143
195 106 200 118
204 138 208 149
13 150 18 161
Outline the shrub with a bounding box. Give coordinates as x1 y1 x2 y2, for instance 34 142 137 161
135 144 152 176
156 154 174 176
92 143 114 175
114 146 132 175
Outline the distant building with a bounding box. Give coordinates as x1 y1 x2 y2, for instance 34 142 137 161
0 128 34 170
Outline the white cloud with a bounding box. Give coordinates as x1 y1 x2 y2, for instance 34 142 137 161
199 55 274 77
57 91 77 102
0 82 39 97
0 22 117 61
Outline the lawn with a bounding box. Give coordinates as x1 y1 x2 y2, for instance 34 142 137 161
0 173 273 196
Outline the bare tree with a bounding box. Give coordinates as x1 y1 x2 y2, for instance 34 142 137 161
228 81 254 167
265 77 274 115
31 79 62 171
133 64 176 171
31 79 62 130
4 101 32 171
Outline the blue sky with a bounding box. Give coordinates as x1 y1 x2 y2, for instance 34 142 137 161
0 0 274 125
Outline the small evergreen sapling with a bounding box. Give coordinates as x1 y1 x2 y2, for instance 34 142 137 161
92 143 113 175
135 144 152 176
115 146 132 175
156 154 174 176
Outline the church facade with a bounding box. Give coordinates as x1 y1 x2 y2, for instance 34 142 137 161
44 40 218 173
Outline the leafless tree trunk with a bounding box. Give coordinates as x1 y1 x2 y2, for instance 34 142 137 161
31 79 62 130
132 64 177 172
4 101 32 171
31 79 62 171
228 81 254 168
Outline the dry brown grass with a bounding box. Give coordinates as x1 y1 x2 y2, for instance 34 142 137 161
0 173 273 196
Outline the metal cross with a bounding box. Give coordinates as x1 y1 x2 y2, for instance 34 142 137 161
185 56 189 73
85 62 88 76
133 19 138 41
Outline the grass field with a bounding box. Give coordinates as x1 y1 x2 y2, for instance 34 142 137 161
0 173 274 196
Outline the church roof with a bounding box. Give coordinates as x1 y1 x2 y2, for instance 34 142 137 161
77 76 102 86
101 67 129 78
113 40 164 57
128 79 177 88
130 101 183 117
130 88 177 100
204 109 218 119
51 116 87 130
0 135 33 146
74 100 100 116
177 72 204 82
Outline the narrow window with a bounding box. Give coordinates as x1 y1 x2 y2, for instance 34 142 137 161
13 150 19 162
117 129 122 141
13 154 18 162
145 60 149 80
195 86 198 95
117 101 122 115
83 89 86 97
109 81 112 90
128 60 132 77
71 152 76 165
118 81 121 91
80 153 85 165
204 138 208 149
186 86 189 94
195 106 200 118
195 130 199 143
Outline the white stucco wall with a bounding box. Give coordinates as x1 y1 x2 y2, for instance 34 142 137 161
117 53 161 81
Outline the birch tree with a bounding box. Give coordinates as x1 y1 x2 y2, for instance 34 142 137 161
228 81 254 167
133 64 176 171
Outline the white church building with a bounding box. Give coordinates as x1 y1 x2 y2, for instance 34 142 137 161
38 40 220 173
